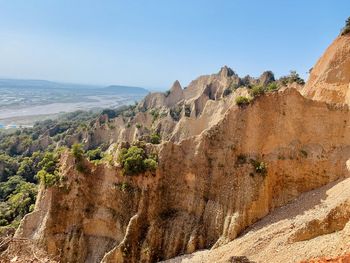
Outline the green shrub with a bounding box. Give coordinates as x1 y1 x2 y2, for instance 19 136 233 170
235 96 251 106
86 148 103 161
266 82 279 92
184 105 191 117
150 133 161 144
150 109 160 122
136 123 142 129
118 146 145 175
72 143 84 160
101 109 117 119
170 106 182 121
341 17 350 35
37 170 60 187
0 176 37 226
144 158 158 172
118 146 158 176
250 85 265 97
71 144 88 173
280 71 305 86
38 152 58 175
117 182 130 193
251 160 267 176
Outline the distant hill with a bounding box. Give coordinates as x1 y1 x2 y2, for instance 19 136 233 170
101 85 149 94
0 79 99 90
0 79 149 94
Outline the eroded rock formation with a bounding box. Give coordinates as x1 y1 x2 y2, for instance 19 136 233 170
4 33 350 263
12 88 350 263
301 34 350 105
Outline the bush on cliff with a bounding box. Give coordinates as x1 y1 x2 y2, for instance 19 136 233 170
251 160 267 176
235 96 251 106
150 133 161 144
250 85 265 97
36 152 61 187
341 17 350 35
72 143 84 160
280 71 305 86
86 147 103 161
118 146 158 176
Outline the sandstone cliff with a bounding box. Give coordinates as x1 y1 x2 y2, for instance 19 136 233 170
3 32 350 263
9 88 350 263
301 34 350 105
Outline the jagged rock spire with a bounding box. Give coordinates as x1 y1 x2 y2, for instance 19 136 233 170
218 66 236 77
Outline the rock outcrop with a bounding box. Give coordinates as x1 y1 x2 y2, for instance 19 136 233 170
165 176 350 263
4 32 350 263
12 88 350 263
301 34 350 105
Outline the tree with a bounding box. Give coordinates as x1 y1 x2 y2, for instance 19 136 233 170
341 17 350 35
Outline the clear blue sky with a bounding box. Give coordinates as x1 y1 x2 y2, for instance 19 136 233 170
0 0 349 90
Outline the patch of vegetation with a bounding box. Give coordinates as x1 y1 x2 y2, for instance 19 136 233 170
0 176 37 226
101 109 118 119
184 105 191 117
250 85 265 97
36 151 61 187
150 133 161 144
235 96 251 106
118 146 158 176
170 106 182 121
150 109 160 122
72 143 84 160
136 123 142 129
0 104 139 228
143 158 158 172
279 71 305 86
250 160 267 176
341 17 350 35
71 143 88 173
115 182 131 193
224 81 241 97
86 147 103 162
266 82 279 92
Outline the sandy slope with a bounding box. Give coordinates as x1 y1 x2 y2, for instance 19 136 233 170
164 177 350 263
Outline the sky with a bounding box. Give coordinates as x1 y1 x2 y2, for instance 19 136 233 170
0 0 349 90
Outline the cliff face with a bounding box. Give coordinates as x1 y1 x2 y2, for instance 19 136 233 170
166 176 350 263
301 34 350 105
4 32 350 263
13 88 350 263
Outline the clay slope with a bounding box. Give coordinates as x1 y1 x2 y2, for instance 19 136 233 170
301 34 350 105
164 177 350 263
11 88 350 263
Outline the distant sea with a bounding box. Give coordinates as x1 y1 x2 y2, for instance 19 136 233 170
0 79 149 128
